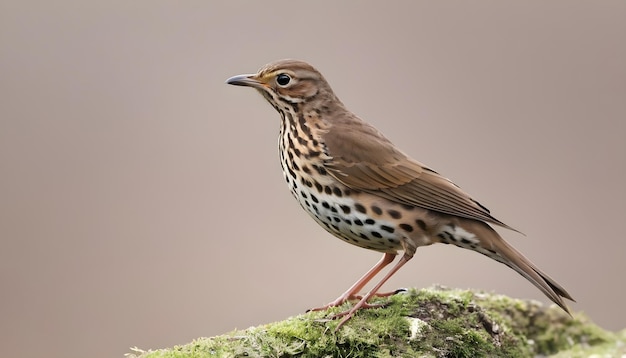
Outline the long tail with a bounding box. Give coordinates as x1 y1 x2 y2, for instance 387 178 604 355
454 219 574 314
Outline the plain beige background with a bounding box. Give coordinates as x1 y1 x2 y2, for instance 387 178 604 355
1 1 625 357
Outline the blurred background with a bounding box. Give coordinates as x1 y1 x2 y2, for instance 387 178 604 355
1 1 625 357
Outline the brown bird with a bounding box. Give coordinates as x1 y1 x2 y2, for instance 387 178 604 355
226 59 573 329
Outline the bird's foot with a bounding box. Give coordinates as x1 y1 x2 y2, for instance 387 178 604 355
332 299 391 331
353 287 407 300
306 288 406 313
331 302 387 319
306 294 360 312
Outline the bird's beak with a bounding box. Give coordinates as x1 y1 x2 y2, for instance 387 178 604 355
225 74 263 88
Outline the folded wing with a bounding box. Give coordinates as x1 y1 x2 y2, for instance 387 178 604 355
322 116 517 232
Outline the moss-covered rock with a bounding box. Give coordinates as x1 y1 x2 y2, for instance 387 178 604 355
127 287 624 358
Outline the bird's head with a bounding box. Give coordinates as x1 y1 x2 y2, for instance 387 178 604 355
226 59 334 107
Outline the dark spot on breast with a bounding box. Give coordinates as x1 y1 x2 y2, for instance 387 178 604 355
380 225 395 233
371 205 382 215
324 186 332 194
298 114 311 135
344 219 352 225
359 233 370 241
380 225 396 234
302 166 311 174
304 179 313 188
300 191 307 199
371 231 382 238
388 210 401 219
416 219 427 231
354 203 366 214
330 207 338 213
333 217 341 223
399 223 413 232
314 182 323 192
310 194 319 203
332 187 342 197
322 202 330 209
365 219 375 225
312 164 326 175
340 205 351 214
354 219 363 226
287 167 297 179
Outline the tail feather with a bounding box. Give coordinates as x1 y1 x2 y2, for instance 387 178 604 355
456 219 574 314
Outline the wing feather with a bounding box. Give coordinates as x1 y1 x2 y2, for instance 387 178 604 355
322 117 517 231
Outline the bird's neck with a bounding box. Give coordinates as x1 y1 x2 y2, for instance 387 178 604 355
278 105 326 161
276 98 338 195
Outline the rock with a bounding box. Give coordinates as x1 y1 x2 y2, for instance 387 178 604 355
127 286 625 357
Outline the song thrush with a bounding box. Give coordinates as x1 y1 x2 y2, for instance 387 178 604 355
226 59 573 329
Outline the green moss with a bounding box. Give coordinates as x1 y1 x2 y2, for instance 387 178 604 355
548 329 626 357
128 287 623 358
401 289 528 357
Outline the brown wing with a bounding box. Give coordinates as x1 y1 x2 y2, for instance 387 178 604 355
321 115 518 232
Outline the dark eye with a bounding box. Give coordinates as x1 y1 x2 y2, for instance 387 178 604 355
276 73 291 86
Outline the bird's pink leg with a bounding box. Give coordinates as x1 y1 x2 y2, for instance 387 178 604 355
334 253 412 331
308 253 396 312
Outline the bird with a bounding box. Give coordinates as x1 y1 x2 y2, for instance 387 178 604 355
225 59 573 329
